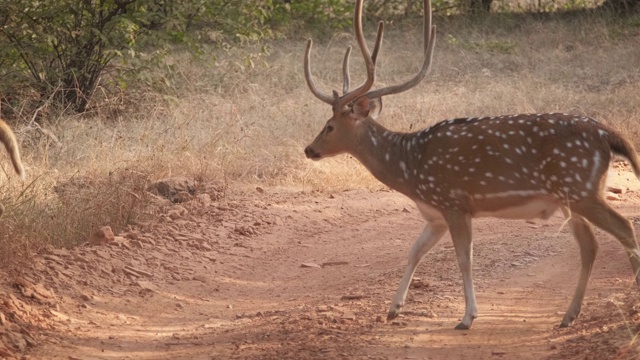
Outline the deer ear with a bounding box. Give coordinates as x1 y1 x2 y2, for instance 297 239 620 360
352 96 371 119
352 96 383 120
368 97 382 120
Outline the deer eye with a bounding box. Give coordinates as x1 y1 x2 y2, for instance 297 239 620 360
326 125 334 133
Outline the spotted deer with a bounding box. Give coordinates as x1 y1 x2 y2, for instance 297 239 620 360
0 119 25 217
303 0 640 330
0 119 25 180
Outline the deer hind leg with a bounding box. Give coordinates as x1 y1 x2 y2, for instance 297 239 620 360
387 221 448 321
445 212 477 330
572 198 640 286
561 214 598 327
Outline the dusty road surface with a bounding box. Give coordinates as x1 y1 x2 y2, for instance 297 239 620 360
2 167 640 360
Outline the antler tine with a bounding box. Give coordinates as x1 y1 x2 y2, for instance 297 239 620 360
371 21 384 65
343 21 383 96
334 0 376 109
365 0 435 100
304 39 335 105
342 46 352 95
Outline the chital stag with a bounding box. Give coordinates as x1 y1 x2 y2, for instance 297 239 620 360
303 0 640 330
0 119 25 216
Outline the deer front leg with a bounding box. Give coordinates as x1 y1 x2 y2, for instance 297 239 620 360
387 221 448 320
446 212 477 330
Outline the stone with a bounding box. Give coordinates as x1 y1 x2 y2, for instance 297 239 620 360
123 231 140 240
0 343 12 357
129 240 144 249
606 192 621 201
124 266 153 278
170 205 188 216
167 210 182 220
138 237 156 246
89 226 115 245
301 262 322 269
32 283 54 299
147 177 195 199
172 191 193 203
607 186 624 194
196 193 212 206
167 205 188 220
7 332 27 352
136 281 159 293
192 275 207 283
49 310 70 322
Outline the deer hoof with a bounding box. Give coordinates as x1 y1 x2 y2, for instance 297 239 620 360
387 304 402 321
560 314 576 328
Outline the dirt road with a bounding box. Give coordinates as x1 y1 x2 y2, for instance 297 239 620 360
2 169 640 359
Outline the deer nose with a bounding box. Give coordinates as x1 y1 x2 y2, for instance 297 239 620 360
305 146 320 159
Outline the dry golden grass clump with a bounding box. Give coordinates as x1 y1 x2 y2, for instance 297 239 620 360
0 11 639 264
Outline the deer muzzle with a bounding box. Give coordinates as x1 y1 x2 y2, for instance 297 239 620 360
304 146 321 160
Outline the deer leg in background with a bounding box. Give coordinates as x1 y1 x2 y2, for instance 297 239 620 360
561 215 598 327
446 212 477 330
571 198 640 285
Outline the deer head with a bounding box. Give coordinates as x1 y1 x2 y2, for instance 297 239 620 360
304 0 436 161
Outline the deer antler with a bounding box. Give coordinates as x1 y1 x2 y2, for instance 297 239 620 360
342 22 384 95
364 0 436 100
304 0 383 110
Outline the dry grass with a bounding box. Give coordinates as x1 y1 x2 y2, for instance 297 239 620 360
1 11 640 265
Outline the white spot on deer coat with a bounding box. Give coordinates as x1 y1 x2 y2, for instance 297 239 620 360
399 161 408 179
586 152 601 190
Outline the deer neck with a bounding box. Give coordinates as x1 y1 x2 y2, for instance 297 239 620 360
351 119 424 197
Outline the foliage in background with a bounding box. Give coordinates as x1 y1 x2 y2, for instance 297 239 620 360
0 0 638 119
0 0 283 117
0 0 142 114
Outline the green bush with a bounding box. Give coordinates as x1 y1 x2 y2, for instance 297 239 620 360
0 0 634 118
0 0 283 116
0 1 142 113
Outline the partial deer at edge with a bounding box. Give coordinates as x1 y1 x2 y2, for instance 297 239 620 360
0 119 25 180
0 119 26 217
303 0 640 330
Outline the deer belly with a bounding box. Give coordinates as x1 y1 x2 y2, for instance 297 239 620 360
472 196 560 220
